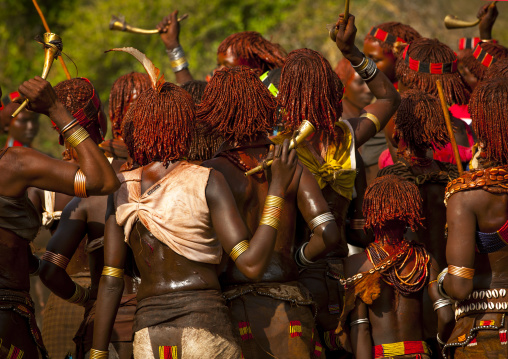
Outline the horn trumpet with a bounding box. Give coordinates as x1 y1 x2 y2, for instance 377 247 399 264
244 120 316 176
444 1 497 29
109 14 189 35
12 32 63 118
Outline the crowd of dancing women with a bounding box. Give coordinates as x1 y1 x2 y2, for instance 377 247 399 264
1 2 508 358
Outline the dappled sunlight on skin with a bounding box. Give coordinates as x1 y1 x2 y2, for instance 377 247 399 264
363 38 397 83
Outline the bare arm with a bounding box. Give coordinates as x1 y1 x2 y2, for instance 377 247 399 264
349 299 372 359
16 77 119 196
207 141 297 281
334 14 400 148
427 255 455 343
297 165 346 259
443 192 476 300
478 2 498 40
157 10 194 84
39 197 88 299
92 194 126 351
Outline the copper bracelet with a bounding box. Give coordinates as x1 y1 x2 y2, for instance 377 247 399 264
448 265 475 279
41 251 70 270
74 169 88 198
101 266 124 279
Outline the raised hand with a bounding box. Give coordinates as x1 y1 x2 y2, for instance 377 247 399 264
18 76 58 116
268 139 298 196
334 14 363 65
157 10 181 49
478 2 498 40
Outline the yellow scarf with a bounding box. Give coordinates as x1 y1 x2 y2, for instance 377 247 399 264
273 121 357 200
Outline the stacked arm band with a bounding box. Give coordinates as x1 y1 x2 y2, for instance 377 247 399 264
229 240 250 262
361 113 381 133
166 46 189 73
352 54 378 81
74 169 88 198
448 265 475 279
89 349 109 359
308 212 335 232
41 251 70 270
350 318 370 326
66 127 90 148
433 298 453 311
101 266 124 279
66 281 90 306
259 195 285 230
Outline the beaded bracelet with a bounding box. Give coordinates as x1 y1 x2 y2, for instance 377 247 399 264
74 169 88 198
102 266 124 279
89 348 109 359
229 240 250 262
41 251 70 270
66 127 90 148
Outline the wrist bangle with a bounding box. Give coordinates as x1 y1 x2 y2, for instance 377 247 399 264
437 268 450 299
436 333 446 346
361 113 381 133
60 118 78 135
295 242 314 267
41 251 70 270
74 169 88 198
355 57 378 81
350 318 370 326
433 298 453 311
66 126 90 148
166 46 189 72
66 281 90 306
229 240 250 262
259 195 285 230
351 54 367 70
448 265 475 280
102 266 124 279
89 348 109 359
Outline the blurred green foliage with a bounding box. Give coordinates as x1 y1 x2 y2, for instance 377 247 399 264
0 0 506 157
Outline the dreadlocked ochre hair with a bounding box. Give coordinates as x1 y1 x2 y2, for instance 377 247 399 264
396 38 471 105
181 80 208 104
278 48 343 139
217 31 286 75
485 58 508 80
182 80 223 162
395 89 449 154
197 66 276 144
468 77 508 165
363 174 423 238
122 82 195 166
109 72 151 139
54 78 105 144
364 22 421 53
461 42 508 81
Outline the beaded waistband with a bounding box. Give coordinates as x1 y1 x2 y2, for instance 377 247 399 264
455 288 508 320
373 340 430 359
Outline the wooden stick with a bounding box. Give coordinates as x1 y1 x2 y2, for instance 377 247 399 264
32 0 71 79
436 80 463 174
344 0 350 23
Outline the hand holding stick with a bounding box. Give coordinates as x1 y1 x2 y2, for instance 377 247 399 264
436 80 463 174
109 14 188 35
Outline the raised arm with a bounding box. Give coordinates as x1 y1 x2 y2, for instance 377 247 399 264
39 197 88 300
478 2 498 40
334 14 400 148
297 165 347 259
91 194 127 353
157 10 194 84
15 77 119 196
443 193 476 301
207 140 297 281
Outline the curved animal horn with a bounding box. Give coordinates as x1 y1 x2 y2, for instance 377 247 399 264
106 47 165 92
444 1 497 29
12 32 62 118
109 14 188 35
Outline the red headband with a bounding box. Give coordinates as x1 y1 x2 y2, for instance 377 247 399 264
402 44 458 74
472 43 498 68
369 27 407 47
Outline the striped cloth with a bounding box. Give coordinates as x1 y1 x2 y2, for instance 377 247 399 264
374 341 430 358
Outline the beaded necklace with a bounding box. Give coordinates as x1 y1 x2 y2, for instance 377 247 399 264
365 239 430 296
